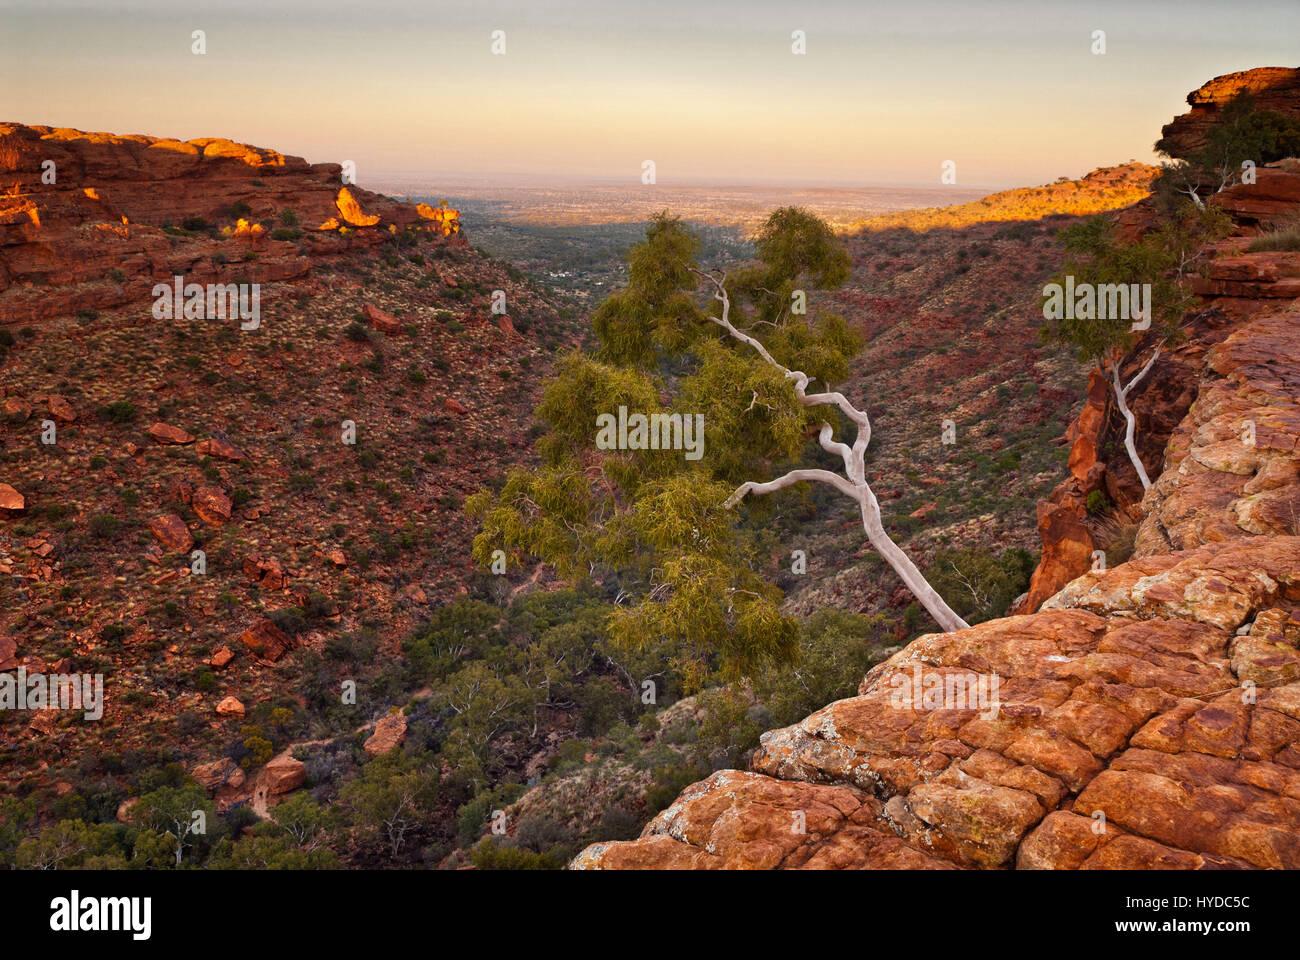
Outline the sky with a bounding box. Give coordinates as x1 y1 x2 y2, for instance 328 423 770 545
1 0 1297 190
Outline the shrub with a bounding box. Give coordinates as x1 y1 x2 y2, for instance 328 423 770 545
470 838 561 870
1085 489 1111 514
925 546 1036 625
88 513 122 539
100 400 136 424
1247 220 1300 253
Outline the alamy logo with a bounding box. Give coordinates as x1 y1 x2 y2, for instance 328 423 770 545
0 667 103 720
1042 276 1151 331
888 665 1000 720
595 406 704 461
152 275 260 329
50 890 151 940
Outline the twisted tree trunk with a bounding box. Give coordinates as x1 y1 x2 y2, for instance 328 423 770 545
698 268 970 633
1106 344 1163 492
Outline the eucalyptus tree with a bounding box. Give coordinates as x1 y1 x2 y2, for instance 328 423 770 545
469 209 968 687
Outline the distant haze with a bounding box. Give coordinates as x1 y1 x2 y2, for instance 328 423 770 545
384 181 991 232
2 0 1297 190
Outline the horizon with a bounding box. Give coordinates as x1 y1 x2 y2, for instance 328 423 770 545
3 0 1297 189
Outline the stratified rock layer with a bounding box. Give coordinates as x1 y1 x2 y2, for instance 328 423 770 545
0 123 462 324
1158 67 1300 159
575 303 1300 870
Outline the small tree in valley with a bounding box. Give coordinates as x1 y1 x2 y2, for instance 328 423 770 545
469 209 969 691
1043 204 1231 490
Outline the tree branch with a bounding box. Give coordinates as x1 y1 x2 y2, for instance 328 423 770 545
724 468 859 508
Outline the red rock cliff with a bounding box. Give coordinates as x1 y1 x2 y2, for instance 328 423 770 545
0 124 461 324
574 74 1300 871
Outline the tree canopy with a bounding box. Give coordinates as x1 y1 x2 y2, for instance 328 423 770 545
469 208 861 687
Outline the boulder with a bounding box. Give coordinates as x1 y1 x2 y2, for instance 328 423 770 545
192 485 232 525
362 302 403 335
238 618 294 662
216 696 245 717
147 513 193 553
0 483 24 513
147 422 195 445
196 436 245 462
363 711 408 757
46 395 76 422
263 755 306 795
192 757 246 792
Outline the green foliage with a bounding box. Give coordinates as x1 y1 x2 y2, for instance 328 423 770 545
1085 489 1112 514
752 609 890 727
132 783 220 867
210 793 338 869
15 819 126 870
339 749 439 859
924 547 1035 626
1155 93 1300 209
471 837 562 869
100 400 137 423
691 686 764 770
1042 202 1230 369
469 208 860 686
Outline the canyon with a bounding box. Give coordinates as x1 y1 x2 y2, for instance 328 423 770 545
2 66 1299 872
574 67 1300 870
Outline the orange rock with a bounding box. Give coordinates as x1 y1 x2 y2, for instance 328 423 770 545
210 645 234 669
192 485 232 525
263 754 306 795
0 483 23 512
336 187 380 227
363 711 408 757
148 422 195 444
444 397 468 415
2 397 32 421
243 555 287 590
46 395 76 422
1019 498 1094 613
216 696 245 717
192 757 245 792
238 618 294 662
326 549 347 568
362 302 403 335
148 513 193 553
196 436 245 461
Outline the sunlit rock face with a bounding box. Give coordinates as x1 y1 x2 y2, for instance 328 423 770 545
573 69 1300 870
0 123 462 324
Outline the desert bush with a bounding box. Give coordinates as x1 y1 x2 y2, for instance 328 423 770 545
1247 219 1300 252
925 546 1035 625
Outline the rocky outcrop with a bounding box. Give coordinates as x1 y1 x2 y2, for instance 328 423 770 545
1015 307 1238 613
1158 67 1300 158
363 711 409 757
0 123 463 324
1136 304 1300 555
1212 162 1300 228
575 299 1300 869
